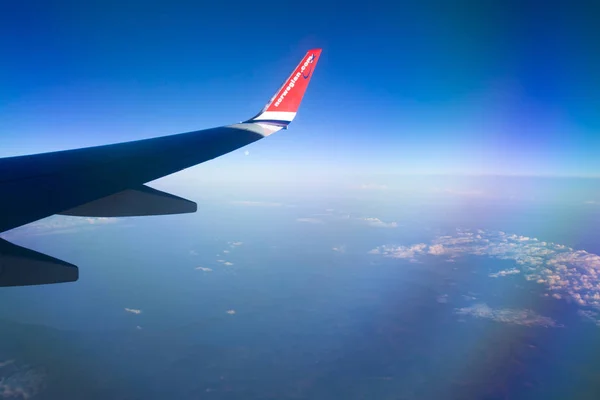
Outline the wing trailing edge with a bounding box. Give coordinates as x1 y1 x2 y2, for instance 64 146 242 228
58 185 197 217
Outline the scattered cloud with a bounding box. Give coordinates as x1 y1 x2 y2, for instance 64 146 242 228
0 363 45 400
189 250 198 256
369 228 600 324
230 201 282 207
85 217 117 225
436 294 449 303
489 268 521 278
230 242 243 246
195 267 213 272
578 310 600 326
136 325 143 330
455 303 560 327
369 243 427 260
360 217 398 228
3 215 120 238
224 262 234 266
124 308 142 315
332 245 346 253
0 360 14 368
297 218 324 224
217 260 225 263
226 309 236 315
584 200 599 205
223 250 230 254
428 244 446 256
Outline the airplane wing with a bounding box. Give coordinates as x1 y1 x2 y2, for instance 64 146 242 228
0 48 322 287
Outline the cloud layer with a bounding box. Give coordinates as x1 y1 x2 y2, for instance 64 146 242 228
360 217 398 228
368 243 426 261
455 303 560 328
2 216 119 238
0 362 45 399
370 228 600 319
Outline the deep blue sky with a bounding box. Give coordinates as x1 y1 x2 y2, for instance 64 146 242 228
2 0 600 178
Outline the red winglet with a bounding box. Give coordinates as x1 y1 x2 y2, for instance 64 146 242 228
249 49 322 125
265 49 322 113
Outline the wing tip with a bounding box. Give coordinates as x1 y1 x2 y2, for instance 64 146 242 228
248 48 322 126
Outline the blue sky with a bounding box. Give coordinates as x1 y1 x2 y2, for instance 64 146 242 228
2 0 600 178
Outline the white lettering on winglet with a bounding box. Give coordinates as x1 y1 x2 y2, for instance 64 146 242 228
274 54 314 108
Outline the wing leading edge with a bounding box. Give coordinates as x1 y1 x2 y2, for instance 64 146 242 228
0 48 322 286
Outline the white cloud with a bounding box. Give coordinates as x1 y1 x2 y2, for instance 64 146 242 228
578 310 600 326
224 262 234 266
189 250 198 256
332 245 346 253
217 259 225 263
489 268 521 278
436 294 449 303
369 243 427 259
124 308 142 315
368 228 600 321
195 267 213 272
0 363 45 399
360 217 398 228
230 201 282 207
3 215 120 238
223 250 230 254
297 218 324 224
226 309 236 315
428 244 447 256
85 217 117 225
455 303 559 327
230 242 243 246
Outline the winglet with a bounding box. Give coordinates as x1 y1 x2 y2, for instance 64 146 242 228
248 49 322 127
